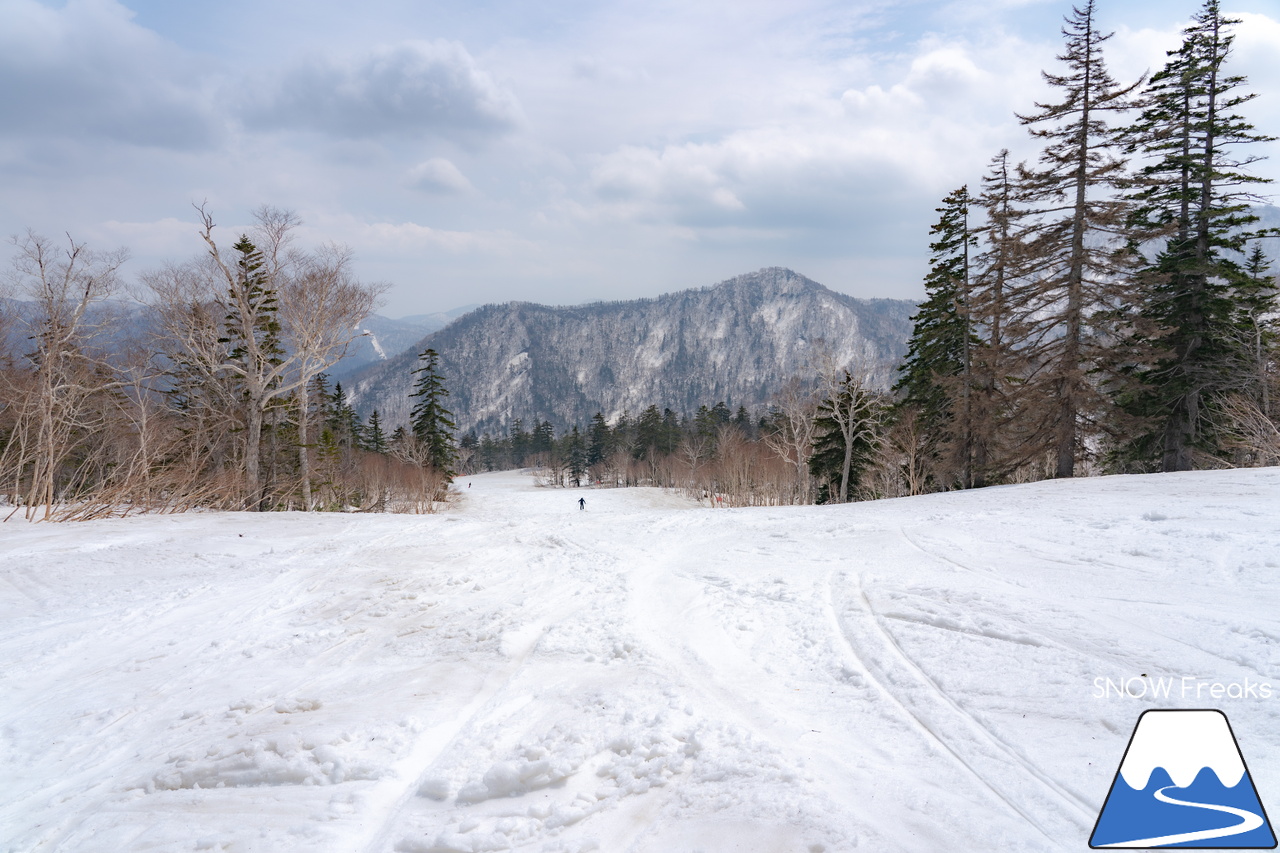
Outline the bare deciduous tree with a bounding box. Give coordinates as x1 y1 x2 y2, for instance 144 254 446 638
148 205 383 509
280 243 386 508
814 352 885 503
0 231 128 519
763 378 818 504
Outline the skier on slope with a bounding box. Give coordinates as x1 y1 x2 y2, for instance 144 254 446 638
578 497 586 511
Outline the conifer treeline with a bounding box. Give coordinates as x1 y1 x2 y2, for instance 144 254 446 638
459 402 824 507
894 0 1278 489
457 386 898 508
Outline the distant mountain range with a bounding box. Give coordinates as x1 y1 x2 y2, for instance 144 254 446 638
0 298 476 383
348 267 917 435
328 304 478 381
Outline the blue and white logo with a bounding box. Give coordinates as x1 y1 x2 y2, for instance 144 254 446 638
1091 709 1276 848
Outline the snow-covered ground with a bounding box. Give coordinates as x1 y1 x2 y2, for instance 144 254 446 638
2 468 1278 852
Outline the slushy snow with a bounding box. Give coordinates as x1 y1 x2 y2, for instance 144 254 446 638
2 468 1278 852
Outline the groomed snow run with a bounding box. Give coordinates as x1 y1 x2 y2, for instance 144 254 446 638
2 468 1278 853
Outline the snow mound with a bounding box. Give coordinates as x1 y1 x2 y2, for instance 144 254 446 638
146 731 387 790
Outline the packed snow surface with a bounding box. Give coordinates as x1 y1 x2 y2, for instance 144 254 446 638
2 469 1278 852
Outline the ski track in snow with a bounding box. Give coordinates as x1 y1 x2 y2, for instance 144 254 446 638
2 468 1279 852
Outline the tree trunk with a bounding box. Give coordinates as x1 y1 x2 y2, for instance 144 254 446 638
245 402 263 510
839 429 854 503
296 385 313 510
1057 60 1092 480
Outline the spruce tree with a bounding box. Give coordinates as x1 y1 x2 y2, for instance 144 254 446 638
636 405 664 458
531 420 555 457
509 419 529 466
661 408 682 451
364 410 388 454
409 348 457 477
327 382 363 451
587 412 610 468
968 151 1024 484
1119 0 1275 470
222 236 284 373
565 426 587 486
1013 0 1142 477
219 235 286 506
1236 246 1277 417
894 185 975 488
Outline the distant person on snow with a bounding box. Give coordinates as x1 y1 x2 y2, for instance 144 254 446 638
578 497 586 511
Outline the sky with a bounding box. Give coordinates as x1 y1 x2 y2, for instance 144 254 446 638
2 0 1279 317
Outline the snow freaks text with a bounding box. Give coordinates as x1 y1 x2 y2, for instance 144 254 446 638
1093 676 1274 701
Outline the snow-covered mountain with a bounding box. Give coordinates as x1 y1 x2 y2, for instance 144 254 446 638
349 267 916 433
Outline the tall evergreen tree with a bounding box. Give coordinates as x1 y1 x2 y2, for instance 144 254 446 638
564 426 587 486
968 151 1024 484
409 348 457 477
222 236 284 375
1013 0 1142 477
326 381 363 450
586 411 610 468
509 419 530 466
661 408 682 450
531 420 555 456
1119 0 1275 470
363 410 388 454
894 185 976 487
1236 246 1278 418
635 405 665 459
219 235 286 506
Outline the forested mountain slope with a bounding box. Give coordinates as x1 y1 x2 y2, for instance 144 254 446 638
350 267 915 433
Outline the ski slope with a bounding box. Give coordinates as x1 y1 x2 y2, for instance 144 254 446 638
2 468 1278 852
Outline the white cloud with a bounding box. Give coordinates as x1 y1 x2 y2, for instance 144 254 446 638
570 55 650 85
407 158 474 194
585 33 1050 236
1232 12 1280 152
241 41 523 141
93 216 203 259
339 218 531 256
2 0 1274 314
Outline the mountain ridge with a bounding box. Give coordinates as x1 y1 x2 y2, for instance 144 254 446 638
349 267 916 435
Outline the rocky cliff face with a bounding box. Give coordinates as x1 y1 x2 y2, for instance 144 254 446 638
349 268 916 434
